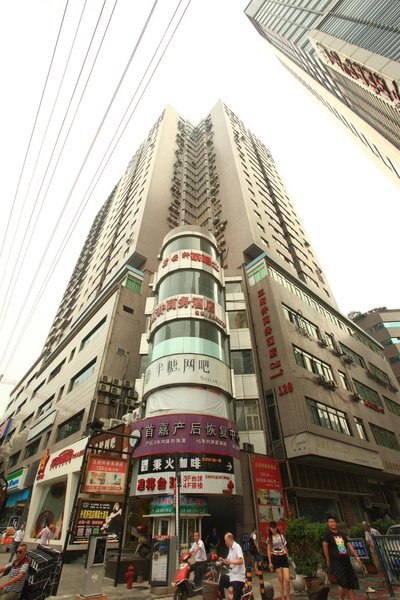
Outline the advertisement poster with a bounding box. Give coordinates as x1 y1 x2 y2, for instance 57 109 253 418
150 536 170 586
251 455 286 539
72 499 123 544
82 456 127 494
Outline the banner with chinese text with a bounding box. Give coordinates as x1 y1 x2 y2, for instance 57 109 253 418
83 456 127 494
251 455 286 539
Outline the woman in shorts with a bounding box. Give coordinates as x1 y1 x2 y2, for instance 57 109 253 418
267 521 290 600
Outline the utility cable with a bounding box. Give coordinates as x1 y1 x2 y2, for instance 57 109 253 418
1 0 192 373
0 0 70 265
0 0 111 331
0 0 89 303
0 0 159 370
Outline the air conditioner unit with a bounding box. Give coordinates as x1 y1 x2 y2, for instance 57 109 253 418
352 392 362 401
128 390 139 400
317 374 327 385
109 418 123 428
332 347 343 356
124 380 134 389
112 378 122 387
323 380 337 390
99 383 111 393
110 386 121 396
122 412 134 424
242 442 254 453
318 337 328 347
343 354 354 365
100 374 110 383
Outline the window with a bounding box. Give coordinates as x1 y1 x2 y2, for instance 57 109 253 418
247 262 267 286
225 282 242 294
307 398 351 436
370 424 400 451
368 363 391 386
383 396 400 417
68 359 97 392
354 417 368 441
80 318 106 351
338 371 351 390
37 396 54 418
8 452 20 468
236 399 261 431
48 359 66 382
20 414 34 432
56 411 84 443
123 275 142 293
353 380 383 407
339 344 365 368
123 305 134 314
57 386 65 402
230 350 255 374
293 346 334 381
228 311 248 329
24 438 41 459
282 304 319 339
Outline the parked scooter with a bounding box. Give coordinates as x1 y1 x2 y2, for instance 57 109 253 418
173 551 219 600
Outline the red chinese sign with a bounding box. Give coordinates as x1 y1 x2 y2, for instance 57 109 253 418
83 457 127 494
257 287 294 392
161 250 220 272
251 455 286 539
149 294 226 331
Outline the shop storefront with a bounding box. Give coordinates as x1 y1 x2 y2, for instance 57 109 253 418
1 467 30 532
25 437 88 549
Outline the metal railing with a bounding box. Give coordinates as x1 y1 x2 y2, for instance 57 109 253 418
374 535 400 598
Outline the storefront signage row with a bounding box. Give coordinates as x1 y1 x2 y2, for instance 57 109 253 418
6 467 27 493
134 471 235 496
138 453 234 476
128 414 240 458
144 354 232 395
36 437 89 481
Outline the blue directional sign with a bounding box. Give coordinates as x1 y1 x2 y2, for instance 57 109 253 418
349 538 368 559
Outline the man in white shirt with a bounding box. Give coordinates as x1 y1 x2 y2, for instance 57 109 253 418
9 524 25 562
362 521 382 573
189 531 208 588
219 532 246 600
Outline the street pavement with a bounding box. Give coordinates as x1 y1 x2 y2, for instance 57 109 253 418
1 549 399 600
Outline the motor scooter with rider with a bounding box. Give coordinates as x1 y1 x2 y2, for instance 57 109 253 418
173 550 218 600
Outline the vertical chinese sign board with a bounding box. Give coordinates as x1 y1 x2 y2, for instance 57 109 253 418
251 455 286 540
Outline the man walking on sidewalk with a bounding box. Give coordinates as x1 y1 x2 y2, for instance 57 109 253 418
8 525 25 563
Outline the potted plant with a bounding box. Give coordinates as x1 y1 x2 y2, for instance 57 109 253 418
285 518 327 591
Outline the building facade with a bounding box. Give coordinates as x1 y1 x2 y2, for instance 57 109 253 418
0 101 399 549
351 308 400 388
245 0 400 184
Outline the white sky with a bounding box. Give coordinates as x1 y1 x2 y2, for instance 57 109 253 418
0 0 399 411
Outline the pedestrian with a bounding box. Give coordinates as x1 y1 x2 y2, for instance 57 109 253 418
8 525 25 563
189 531 208 589
206 527 221 553
0 542 30 600
218 532 246 600
362 521 382 574
249 526 263 572
322 514 361 600
267 521 290 600
36 521 51 546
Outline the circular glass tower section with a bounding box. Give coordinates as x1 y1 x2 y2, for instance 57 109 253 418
144 227 232 417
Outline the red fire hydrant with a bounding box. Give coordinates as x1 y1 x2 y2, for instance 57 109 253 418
125 563 135 589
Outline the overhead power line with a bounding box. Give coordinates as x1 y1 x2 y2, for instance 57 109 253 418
0 0 70 266
0 0 112 332
0 0 162 371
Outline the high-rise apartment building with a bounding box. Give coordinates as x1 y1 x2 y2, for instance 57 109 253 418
351 308 400 386
0 101 399 553
245 0 400 183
